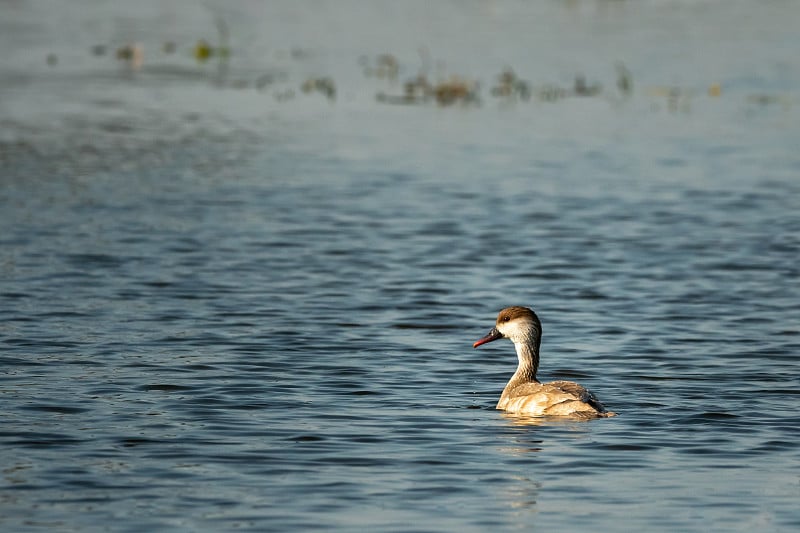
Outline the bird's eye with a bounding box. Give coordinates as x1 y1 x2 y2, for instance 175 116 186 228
502 315 510 322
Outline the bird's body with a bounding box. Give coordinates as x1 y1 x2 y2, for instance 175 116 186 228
473 306 614 418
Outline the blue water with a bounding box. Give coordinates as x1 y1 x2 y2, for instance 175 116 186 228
2 1 799 531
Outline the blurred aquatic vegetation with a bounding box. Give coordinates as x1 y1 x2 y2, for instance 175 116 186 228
490 68 531 101
376 74 431 105
116 43 143 70
360 53 400 80
573 74 602 97
531 73 603 102
535 84 570 102
194 17 231 66
404 74 433 100
301 77 336 101
193 39 213 62
433 76 480 106
38 24 798 115
646 86 693 113
195 18 232 86
746 93 793 109
193 39 230 63
615 62 632 96
376 70 479 107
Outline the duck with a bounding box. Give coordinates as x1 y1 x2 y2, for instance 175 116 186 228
473 306 614 418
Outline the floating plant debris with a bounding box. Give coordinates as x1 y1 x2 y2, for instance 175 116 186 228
362 53 400 80
490 68 531 100
194 39 213 62
116 43 143 69
616 62 633 95
433 77 480 106
573 74 602 97
301 77 336 100
34 33 793 113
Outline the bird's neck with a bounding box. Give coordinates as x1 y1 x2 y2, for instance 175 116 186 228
505 337 541 391
497 332 542 407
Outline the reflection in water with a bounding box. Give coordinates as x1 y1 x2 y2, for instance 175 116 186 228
497 414 595 461
507 475 541 513
498 439 544 456
501 412 602 430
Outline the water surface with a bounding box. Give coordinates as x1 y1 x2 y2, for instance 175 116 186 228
1 1 799 531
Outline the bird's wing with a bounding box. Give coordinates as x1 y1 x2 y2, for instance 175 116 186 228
546 380 606 412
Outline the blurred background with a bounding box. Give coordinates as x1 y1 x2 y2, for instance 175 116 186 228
2 0 798 173
1 1 799 531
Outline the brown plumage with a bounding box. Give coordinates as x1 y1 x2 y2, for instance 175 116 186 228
473 306 614 418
